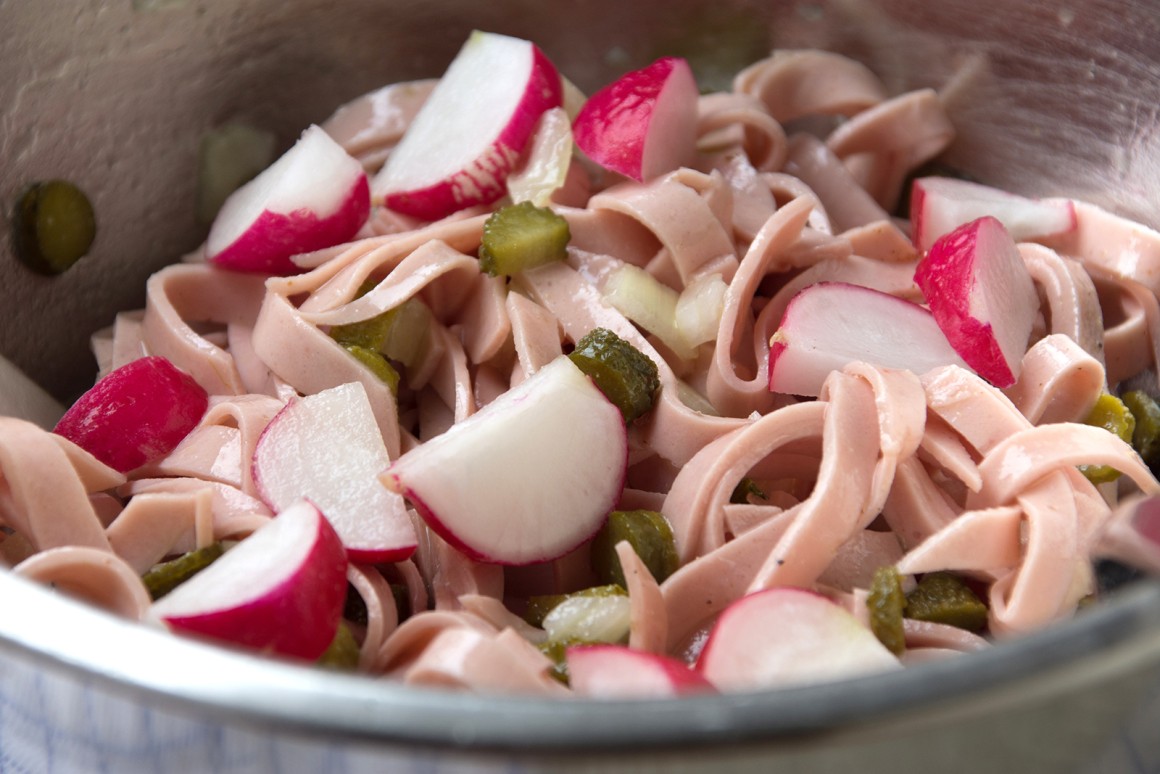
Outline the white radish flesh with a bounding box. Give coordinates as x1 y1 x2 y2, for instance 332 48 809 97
253 383 417 563
207 125 370 276
697 588 901 691
373 30 563 219
768 282 968 397
382 356 627 566
151 499 348 661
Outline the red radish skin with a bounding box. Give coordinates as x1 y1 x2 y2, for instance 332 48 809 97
767 281 969 397
566 644 716 698
572 57 699 182
373 31 563 220
151 499 348 661
697 588 901 691
53 356 208 473
252 383 417 563
207 125 370 276
910 176 1077 253
382 356 627 566
915 217 1039 388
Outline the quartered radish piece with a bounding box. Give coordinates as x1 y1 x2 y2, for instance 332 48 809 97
151 499 348 661
910 176 1076 253
697 588 901 691
54 356 208 473
768 282 968 397
253 383 417 563
567 644 716 698
372 30 563 220
572 56 699 182
206 125 370 275
915 216 1039 388
382 356 627 566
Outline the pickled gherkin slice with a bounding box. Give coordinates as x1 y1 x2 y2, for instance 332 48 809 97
13 180 97 275
329 284 432 372
537 638 575 685
568 328 660 422
1123 390 1160 467
142 542 226 600
591 510 679 586
730 477 767 504
904 572 988 632
1081 393 1136 484
867 566 906 656
380 298 432 369
343 343 400 393
479 201 570 277
316 621 360 670
329 312 393 351
329 280 392 350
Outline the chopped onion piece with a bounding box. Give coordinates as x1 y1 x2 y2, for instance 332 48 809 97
602 264 697 360
542 593 632 644
675 273 727 347
507 108 574 207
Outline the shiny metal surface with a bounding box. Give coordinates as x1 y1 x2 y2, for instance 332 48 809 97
3 0 1160 400
2 1 1160 771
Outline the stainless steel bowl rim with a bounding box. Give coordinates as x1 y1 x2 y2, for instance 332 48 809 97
1 569 1158 754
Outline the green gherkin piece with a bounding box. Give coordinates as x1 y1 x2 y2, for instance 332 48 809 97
329 282 431 371
1081 393 1136 484
479 201 570 277
381 298 432 369
1123 390 1160 467
568 328 660 422
523 584 627 628
730 477 767 504
591 510 679 587
537 638 576 685
13 180 97 275
329 280 391 350
142 542 226 600
330 314 393 351
343 344 400 394
904 572 988 632
316 621 360 670
867 566 906 656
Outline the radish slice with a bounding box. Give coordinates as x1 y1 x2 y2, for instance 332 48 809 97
768 282 968 397
382 356 627 566
207 125 370 276
372 30 563 220
567 644 716 698
910 176 1076 252
915 216 1039 388
54 356 208 473
573 56 699 182
253 383 417 563
151 499 348 661
697 588 901 691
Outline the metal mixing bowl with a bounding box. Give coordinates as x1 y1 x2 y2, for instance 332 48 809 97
2 1 1159 771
